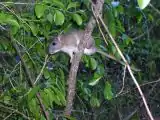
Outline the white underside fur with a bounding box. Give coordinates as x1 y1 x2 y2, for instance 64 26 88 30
61 46 96 62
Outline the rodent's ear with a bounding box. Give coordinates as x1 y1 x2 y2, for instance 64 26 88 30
57 36 61 42
48 36 54 42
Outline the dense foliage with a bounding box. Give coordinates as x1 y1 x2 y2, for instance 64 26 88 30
0 0 159 119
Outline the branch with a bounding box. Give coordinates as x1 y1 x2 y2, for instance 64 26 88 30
64 0 104 115
10 35 49 120
149 3 160 15
0 104 30 120
116 65 127 97
98 16 154 120
123 77 160 120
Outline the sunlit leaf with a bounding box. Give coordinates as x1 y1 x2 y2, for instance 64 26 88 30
51 87 64 105
28 98 40 118
72 13 82 26
47 13 53 23
0 12 20 34
89 73 102 86
40 91 50 108
67 2 79 10
54 10 65 25
11 26 19 35
29 22 39 36
7 19 20 29
35 4 46 18
56 90 66 105
44 88 54 105
89 58 97 70
90 96 100 107
137 0 151 9
28 86 40 101
43 69 50 79
104 81 113 100
52 0 65 9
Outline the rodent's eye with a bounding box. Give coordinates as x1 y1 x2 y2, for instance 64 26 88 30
52 42 56 46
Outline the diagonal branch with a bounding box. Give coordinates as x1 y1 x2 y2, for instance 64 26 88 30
98 15 154 120
64 0 104 116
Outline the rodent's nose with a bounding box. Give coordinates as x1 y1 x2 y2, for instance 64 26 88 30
48 45 53 54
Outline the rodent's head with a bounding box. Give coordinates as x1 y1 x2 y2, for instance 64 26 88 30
48 36 62 54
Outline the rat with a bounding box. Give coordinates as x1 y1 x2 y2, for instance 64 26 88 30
48 30 140 72
48 30 96 62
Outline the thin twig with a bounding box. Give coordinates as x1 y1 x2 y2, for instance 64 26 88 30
116 65 127 97
3 110 17 120
0 104 30 120
117 78 160 97
123 77 160 120
34 55 49 85
141 78 160 86
98 16 154 120
91 6 108 45
0 2 35 5
123 107 139 120
97 50 141 71
149 4 160 15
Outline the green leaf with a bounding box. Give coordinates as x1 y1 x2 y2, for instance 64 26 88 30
148 14 154 22
0 12 20 34
90 96 100 107
67 2 79 10
0 12 8 22
51 87 66 105
122 34 133 45
44 88 54 105
52 0 65 9
3 96 11 104
89 73 102 86
43 69 50 79
72 13 82 26
116 5 124 14
35 4 46 18
115 51 121 60
109 22 116 37
111 45 116 54
28 86 40 101
7 19 20 29
89 58 97 70
28 98 40 118
83 0 90 8
56 90 66 105
104 81 113 100
137 0 151 9
11 26 19 35
47 13 53 23
45 88 61 105
54 10 65 25
40 91 50 108
96 65 105 76
29 22 39 36
65 116 76 120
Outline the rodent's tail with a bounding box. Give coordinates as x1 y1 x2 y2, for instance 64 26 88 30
96 49 140 72
97 49 118 62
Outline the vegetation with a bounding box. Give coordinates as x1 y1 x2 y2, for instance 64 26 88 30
0 0 159 119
